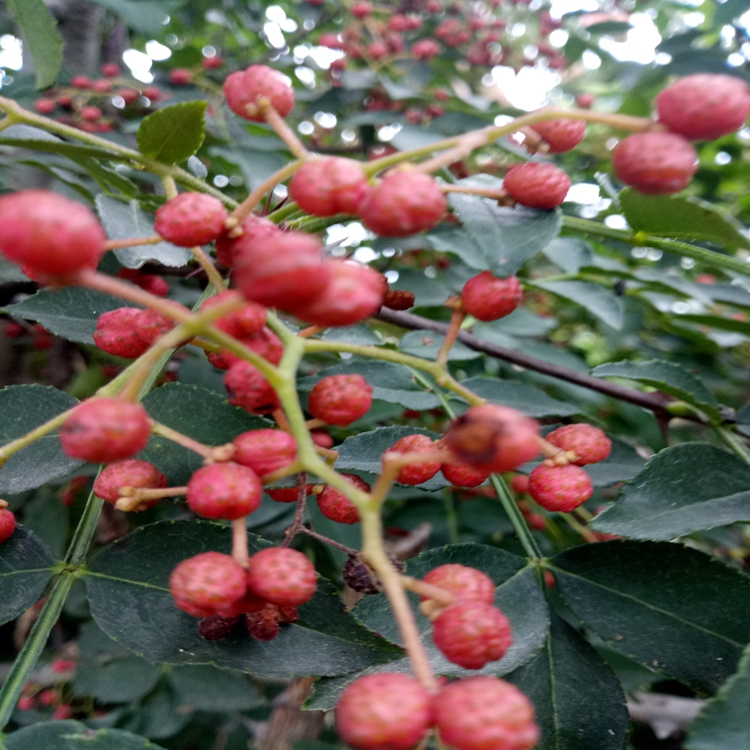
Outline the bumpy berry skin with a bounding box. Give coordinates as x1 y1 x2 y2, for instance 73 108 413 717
233 429 297 478
546 424 611 465
389 434 441 485
136 310 176 346
656 74 750 141
528 463 593 512
461 272 523 322
223 65 294 122
215 216 279 267
93 459 167 504
289 158 368 217
0 190 105 277
60 398 151 463
294 260 385 327
336 673 432 750
433 602 513 669
233 230 330 312
444 404 540 474
187 462 262 520
422 564 495 605
246 603 282 641
210 326 284 371
224 360 280 414
358 172 447 237
612 132 697 195
169 552 247 618
201 290 267 338
0 509 16 543
267 484 311 503
441 462 491 488
503 162 570 210
308 374 373 426
433 677 540 750
530 119 586 153
246 547 317 606
154 193 228 247
316 474 369 524
116 268 170 296
93 308 150 358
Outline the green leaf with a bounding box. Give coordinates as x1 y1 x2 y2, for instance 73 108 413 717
530 280 623 329
84 520 402 677
399 330 483 361
0 126 125 161
335 425 448 490
169 665 263 711
0 385 81 493
137 101 208 165
96 196 192 269
506 613 629 750
321 326 383 347
550 541 750 691
592 443 750 540
140 384 269 485
542 237 594 274
0 525 57 626
581 437 646 488
3 722 167 750
446 175 562 276
686 640 750 750
461 377 581 418
591 359 721 423
5 0 63 89
307 543 549 710
297 361 440 411
2 287 127 344
87 0 184 36
620 189 750 250
121 684 190 739
73 657 161 703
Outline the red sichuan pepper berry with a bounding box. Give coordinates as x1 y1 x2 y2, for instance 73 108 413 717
528 463 593 512
154 193 229 247
0 508 16 543
93 459 167 507
224 361 280 414
289 157 369 216
233 429 297 478
215 215 280 267
187 462 262 520
441 462 491 488
530 119 587 153
422 564 495 606
546 423 611 465
60 399 152 463
316 474 369 524
201 290 267 338
388 434 441 485
246 547 317 606
503 162 571 209
169 551 247 617
93 308 151 358
461 272 523 322
308 374 374 426
336 673 432 750
223 64 295 121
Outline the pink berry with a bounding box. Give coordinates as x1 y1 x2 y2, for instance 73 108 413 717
202 56 225 70
511 474 529 494
101 63 121 77
503 162 570 209
93 308 150 358
215 215 280 267
233 429 297 478
117 88 140 105
209 326 284 372
422 564 495 605
267 485 311 503
293 260 385 327
16 696 34 711
350 1 372 17
0 190 105 277
528 463 593 512
93 459 167 505
71 75 93 89
224 360 280 414
441 462 491 488
0 508 16 543
412 39 442 59
316 474 369 524
80 106 103 122
135 309 176 346
169 551 247 618
433 677 540 750
246 547 317 606
223 65 295 122
187 462 262 520
546 424 611 465
289 158 368 217
60 398 151 463
656 74 750 141
612 132 697 195
358 171 447 237
461 272 523 322
530 119 586 153
116 268 171 296
433 601 513 669
154 193 228 247
308 374 373 426
201 290 267 338
34 99 56 114
169 68 193 86
232 230 331 312
336 673 432 750
389 434 441 485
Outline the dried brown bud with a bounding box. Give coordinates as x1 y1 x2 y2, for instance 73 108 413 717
343 556 405 595
382 289 415 311
246 604 281 641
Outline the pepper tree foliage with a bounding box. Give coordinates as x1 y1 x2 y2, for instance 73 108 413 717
2 0 750 749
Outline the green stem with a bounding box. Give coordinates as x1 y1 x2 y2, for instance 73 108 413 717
490 474 542 560
716 426 750 468
562 216 750 280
